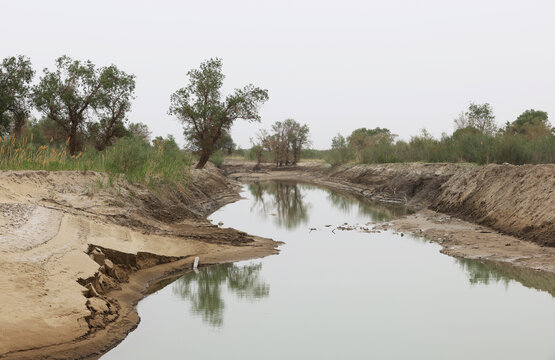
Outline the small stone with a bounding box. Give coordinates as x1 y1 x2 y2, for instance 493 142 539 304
505 243 511 246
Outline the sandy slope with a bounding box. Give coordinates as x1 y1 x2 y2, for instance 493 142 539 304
0 168 279 359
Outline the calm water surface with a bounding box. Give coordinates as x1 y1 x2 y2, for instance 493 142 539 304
104 181 555 360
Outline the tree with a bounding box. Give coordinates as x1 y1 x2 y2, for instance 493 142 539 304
169 58 268 169
214 129 236 155
285 119 310 164
33 56 135 155
127 122 151 142
505 109 551 138
347 127 394 161
453 111 469 130
329 133 350 165
0 55 35 137
88 65 136 150
463 102 497 135
258 119 310 166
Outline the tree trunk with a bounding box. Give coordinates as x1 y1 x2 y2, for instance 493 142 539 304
196 150 211 169
12 113 26 139
69 123 78 155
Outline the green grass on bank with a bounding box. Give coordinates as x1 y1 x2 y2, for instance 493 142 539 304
0 135 194 188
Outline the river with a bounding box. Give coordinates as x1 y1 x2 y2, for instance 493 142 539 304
103 181 555 359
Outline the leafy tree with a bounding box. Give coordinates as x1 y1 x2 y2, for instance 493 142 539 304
453 111 469 130
285 119 310 164
347 127 394 161
33 56 135 154
169 58 268 169
463 102 497 135
259 119 310 165
0 55 35 137
89 65 136 150
127 122 151 142
214 129 236 155
328 133 350 165
331 133 347 150
505 109 551 138
515 109 548 127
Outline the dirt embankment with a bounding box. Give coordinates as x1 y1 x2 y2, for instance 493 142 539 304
225 160 554 247
0 166 279 359
431 164 555 246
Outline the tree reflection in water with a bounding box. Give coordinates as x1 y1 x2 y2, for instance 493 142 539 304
248 181 411 227
457 258 555 297
172 263 269 327
325 190 410 222
248 181 310 229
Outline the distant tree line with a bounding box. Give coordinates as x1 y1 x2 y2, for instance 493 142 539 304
327 102 554 165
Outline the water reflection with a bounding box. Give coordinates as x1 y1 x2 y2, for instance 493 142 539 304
325 190 411 222
248 181 410 228
248 181 310 229
172 263 269 327
457 258 555 297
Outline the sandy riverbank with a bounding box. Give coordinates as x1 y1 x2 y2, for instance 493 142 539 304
0 167 279 359
1 160 553 359
224 160 555 274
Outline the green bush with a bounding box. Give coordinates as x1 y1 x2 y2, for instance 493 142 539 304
209 150 224 168
324 127 554 166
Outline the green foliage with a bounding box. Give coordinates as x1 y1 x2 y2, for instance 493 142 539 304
258 119 310 165
505 109 552 138
326 133 350 165
214 130 236 155
127 122 151 142
88 65 136 150
454 102 497 135
33 55 135 155
515 109 548 128
0 55 35 137
209 150 224 168
0 134 194 188
346 127 395 162
326 123 554 166
169 58 268 169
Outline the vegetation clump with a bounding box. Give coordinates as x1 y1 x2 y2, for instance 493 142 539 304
325 103 554 166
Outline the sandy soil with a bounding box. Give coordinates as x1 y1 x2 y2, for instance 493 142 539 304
0 168 279 359
224 160 555 274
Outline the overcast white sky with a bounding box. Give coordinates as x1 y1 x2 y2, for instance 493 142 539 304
2 0 554 149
